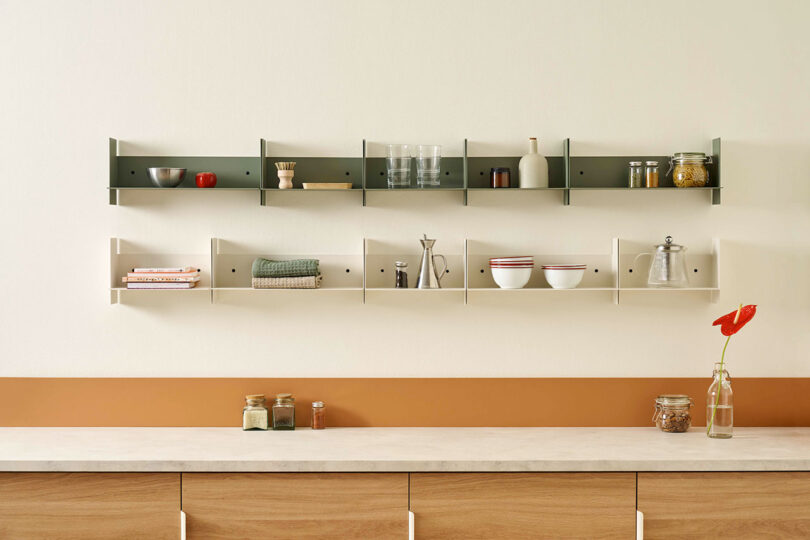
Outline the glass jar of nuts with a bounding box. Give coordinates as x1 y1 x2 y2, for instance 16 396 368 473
669 152 712 187
653 394 693 433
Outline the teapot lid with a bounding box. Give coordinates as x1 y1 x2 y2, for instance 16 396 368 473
656 236 685 252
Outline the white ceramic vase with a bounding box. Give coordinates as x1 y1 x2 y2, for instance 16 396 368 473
518 138 548 188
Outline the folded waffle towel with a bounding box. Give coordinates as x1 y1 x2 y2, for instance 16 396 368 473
251 257 320 278
252 275 323 289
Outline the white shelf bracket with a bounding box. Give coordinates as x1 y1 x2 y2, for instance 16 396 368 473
362 237 367 304
636 509 644 540
110 237 121 305
464 238 468 305
180 510 186 540
612 237 620 305
711 237 721 304
408 510 414 540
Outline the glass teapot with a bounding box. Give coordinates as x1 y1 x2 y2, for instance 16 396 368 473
635 236 689 288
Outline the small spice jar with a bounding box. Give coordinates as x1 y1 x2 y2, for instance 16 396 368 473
395 261 408 289
653 394 693 433
669 152 711 187
645 161 659 188
490 167 510 188
628 161 643 188
242 394 268 431
311 401 326 430
272 393 296 430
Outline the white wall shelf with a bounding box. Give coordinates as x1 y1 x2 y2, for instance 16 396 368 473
210 238 364 303
109 237 720 305
109 238 210 305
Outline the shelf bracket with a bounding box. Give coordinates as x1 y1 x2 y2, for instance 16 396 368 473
563 138 571 206
612 237 620 305
361 139 367 207
711 137 721 205
109 138 119 205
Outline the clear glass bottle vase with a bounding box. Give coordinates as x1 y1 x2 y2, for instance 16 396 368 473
706 362 733 438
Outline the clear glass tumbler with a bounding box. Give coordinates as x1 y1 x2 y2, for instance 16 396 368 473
386 144 412 188
416 145 441 187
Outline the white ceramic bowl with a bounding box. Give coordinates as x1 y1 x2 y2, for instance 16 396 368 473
543 267 585 289
492 267 532 289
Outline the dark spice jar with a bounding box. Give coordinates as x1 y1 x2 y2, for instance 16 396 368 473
490 167 511 188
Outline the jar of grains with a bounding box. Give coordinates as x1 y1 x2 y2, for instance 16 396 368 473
652 394 693 433
668 152 712 187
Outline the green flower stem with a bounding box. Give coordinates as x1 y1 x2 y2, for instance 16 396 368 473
707 335 731 435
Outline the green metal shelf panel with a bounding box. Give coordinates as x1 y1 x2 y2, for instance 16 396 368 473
108 138 259 205
363 157 465 189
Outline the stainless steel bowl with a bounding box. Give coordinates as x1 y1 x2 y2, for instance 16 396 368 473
147 167 187 188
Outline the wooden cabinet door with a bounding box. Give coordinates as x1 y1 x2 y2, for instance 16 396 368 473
0 472 180 540
182 473 408 539
410 473 636 539
638 472 810 538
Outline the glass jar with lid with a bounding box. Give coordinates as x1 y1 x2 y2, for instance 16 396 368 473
242 394 269 431
628 161 643 188
272 393 296 430
645 161 660 188
668 152 712 187
653 394 693 433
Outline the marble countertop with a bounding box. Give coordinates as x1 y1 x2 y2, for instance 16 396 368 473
0 427 808 472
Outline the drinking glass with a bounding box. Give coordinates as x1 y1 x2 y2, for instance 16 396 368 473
416 145 441 187
386 144 412 188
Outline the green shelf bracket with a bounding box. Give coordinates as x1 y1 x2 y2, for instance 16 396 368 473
711 137 721 205
109 137 118 205
563 138 570 206
362 139 367 207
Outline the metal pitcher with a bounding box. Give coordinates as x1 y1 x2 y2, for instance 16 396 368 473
634 236 689 288
415 234 447 289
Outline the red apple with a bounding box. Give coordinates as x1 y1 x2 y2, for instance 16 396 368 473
195 172 217 188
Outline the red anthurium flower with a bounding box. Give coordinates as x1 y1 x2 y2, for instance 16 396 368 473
712 304 757 336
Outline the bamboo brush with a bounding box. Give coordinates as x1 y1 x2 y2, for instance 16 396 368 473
275 162 296 189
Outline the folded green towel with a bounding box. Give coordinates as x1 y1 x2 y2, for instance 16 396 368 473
251 257 320 278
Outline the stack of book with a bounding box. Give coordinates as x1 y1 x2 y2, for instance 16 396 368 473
122 266 200 289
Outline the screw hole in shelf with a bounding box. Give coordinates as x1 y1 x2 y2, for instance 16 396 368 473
594 269 599 273
480 269 485 273
345 269 350 273
445 269 450 273
445 171 450 175
579 171 584 175
379 171 384 176
231 269 236 273
245 171 250 175
694 268 698 272
380 268 384 273
345 171 350 176
130 170 135 175
629 269 633 273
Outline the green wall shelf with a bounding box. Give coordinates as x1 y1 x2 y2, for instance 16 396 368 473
109 137 722 206
108 138 260 205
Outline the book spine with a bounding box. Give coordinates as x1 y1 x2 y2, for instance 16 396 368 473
132 266 195 273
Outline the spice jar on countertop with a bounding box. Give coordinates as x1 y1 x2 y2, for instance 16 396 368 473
653 394 693 433
311 401 326 430
272 393 296 430
242 394 268 431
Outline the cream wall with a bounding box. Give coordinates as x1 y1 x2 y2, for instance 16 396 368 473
1 0 808 377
